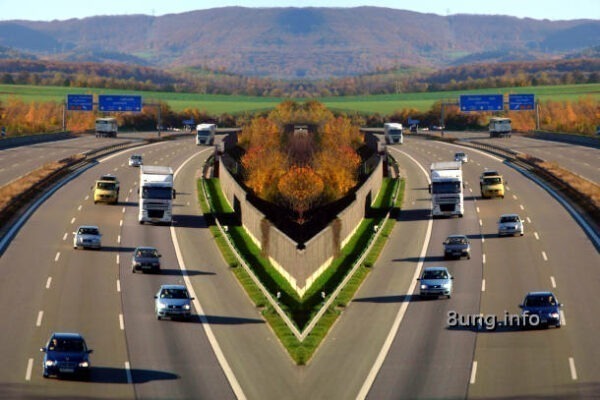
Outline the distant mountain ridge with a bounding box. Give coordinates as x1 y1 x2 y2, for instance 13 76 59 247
0 7 598 78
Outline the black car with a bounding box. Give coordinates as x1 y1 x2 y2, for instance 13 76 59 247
131 246 162 273
40 332 93 379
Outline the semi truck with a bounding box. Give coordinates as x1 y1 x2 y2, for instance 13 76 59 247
489 117 512 138
196 123 216 145
138 166 176 224
429 161 464 218
95 117 118 138
383 122 403 144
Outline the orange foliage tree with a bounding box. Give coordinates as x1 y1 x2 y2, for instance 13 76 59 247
277 166 325 222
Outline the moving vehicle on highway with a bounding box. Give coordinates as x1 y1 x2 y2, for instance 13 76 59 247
40 332 93 379
383 122 404 144
132 246 162 273
489 117 512 138
129 154 143 167
138 165 175 224
480 170 505 198
454 152 468 163
93 177 119 204
196 123 216 145
443 235 471 259
95 117 118 138
154 284 194 320
519 291 563 328
497 214 524 236
417 266 453 299
429 161 464 218
73 225 102 249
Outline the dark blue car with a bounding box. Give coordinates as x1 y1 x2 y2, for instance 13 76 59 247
519 291 563 328
40 332 93 379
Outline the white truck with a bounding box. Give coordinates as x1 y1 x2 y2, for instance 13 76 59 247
383 122 403 144
196 123 216 145
429 161 464 218
138 166 175 224
95 117 118 138
489 117 512 138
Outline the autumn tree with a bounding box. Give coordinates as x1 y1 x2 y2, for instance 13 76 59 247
277 166 325 222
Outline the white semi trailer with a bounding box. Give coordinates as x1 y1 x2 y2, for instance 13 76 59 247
138 166 175 224
429 161 464 218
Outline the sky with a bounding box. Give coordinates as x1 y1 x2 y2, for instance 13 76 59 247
0 0 598 21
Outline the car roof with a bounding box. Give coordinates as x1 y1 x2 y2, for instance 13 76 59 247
131 154 142 157
500 213 520 218
423 266 449 272
447 234 467 239
77 225 99 230
51 332 85 339
135 246 158 251
525 291 555 297
159 284 187 290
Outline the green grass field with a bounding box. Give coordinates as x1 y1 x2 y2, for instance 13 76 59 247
0 83 598 115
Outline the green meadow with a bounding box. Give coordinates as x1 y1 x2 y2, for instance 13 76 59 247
0 83 598 115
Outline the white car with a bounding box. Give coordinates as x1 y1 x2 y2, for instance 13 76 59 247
497 214 524 236
128 154 143 167
73 225 102 249
454 152 468 163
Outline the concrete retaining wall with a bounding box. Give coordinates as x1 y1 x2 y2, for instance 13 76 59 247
0 132 75 150
526 131 599 149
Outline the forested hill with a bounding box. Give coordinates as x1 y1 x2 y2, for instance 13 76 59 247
0 7 598 78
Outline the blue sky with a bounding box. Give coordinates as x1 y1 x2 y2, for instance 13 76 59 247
0 0 598 21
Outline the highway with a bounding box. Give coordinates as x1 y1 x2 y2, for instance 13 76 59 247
0 132 598 399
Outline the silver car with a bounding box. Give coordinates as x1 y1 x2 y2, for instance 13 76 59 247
498 213 524 236
454 152 468 163
418 266 453 299
73 225 102 249
154 284 194 320
132 246 161 273
443 235 471 259
128 154 143 167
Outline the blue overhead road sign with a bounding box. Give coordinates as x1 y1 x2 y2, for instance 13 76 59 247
509 94 535 110
67 94 93 111
98 95 142 112
460 94 503 112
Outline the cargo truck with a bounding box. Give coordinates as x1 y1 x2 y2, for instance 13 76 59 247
138 166 176 224
429 161 464 217
95 117 118 138
489 117 511 138
383 122 404 144
196 123 216 145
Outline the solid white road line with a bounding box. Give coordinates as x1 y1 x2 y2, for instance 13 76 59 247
550 276 556 288
46 277 52 289
25 358 33 381
569 357 578 380
36 311 43 327
470 361 478 384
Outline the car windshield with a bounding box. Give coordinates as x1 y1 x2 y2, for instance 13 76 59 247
79 228 99 235
483 177 502 184
447 237 466 244
137 249 158 258
131 156 141 161
48 338 85 352
423 270 448 280
455 153 465 158
97 182 116 190
525 295 556 307
160 288 189 299
101 176 116 182
501 216 519 223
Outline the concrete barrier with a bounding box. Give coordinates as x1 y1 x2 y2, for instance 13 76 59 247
0 132 76 150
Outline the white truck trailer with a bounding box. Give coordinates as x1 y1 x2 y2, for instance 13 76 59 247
383 122 403 144
196 123 216 145
138 166 175 224
429 161 464 218
95 117 118 138
489 117 512 138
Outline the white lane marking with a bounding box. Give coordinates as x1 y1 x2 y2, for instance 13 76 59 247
63 232 68 241
534 232 540 240
36 311 44 327
569 357 578 380
479 219 483 227
117 235 121 244
116 254 120 265
561 310 566 326
119 219 123 227
46 277 52 289
70 217 76 224
512 194 518 200
77 205 82 211
481 237 485 243
527 217 532 224
481 279 486 292
129 188 133 194
550 276 556 288
25 358 33 381
119 314 125 330
125 361 132 384
476 207 480 213
122 207 126 213
85 195 89 200
469 187 473 193
117 280 121 293
542 251 548 261
126 197 129 202
482 254 486 264
470 361 478 384
54 252 60 262
519 204 525 210
113 167 118 172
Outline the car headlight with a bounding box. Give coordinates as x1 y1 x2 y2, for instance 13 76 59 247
550 312 559 319
78 361 89 368
183 304 191 310
420 284 428 290
442 283 451 288
45 360 56 367
157 303 167 310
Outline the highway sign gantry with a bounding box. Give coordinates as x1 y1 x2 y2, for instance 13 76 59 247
460 94 504 112
509 94 535 110
67 94 93 111
98 95 142 112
